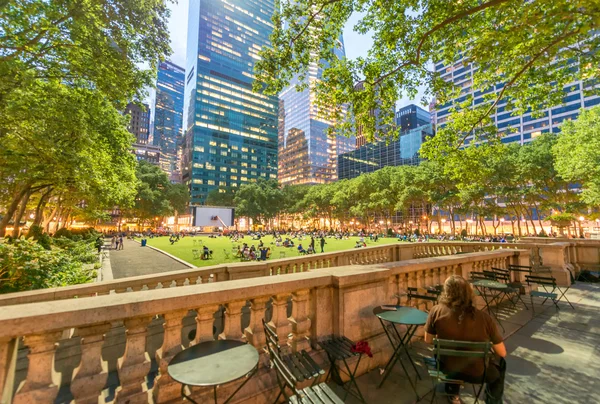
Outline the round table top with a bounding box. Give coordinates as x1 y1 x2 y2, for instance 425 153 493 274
471 279 507 289
168 340 259 387
375 306 428 325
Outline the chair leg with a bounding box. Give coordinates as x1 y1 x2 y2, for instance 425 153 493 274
473 382 485 404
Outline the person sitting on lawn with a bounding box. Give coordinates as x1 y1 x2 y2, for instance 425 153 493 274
235 246 242 258
297 244 306 254
202 245 211 260
259 247 268 261
424 275 506 404
266 247 271 259
249 249 257 260
307 245 314 254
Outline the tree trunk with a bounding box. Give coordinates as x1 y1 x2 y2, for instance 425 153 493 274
43 202 60 232
11 188 33 238
0 184 32 237
33 187 53 227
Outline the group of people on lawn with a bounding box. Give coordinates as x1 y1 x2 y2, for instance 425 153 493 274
235 242 271 261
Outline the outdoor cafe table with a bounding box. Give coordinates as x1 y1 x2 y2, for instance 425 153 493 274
168 340 259 404
375 305 428 400
471 279 508 332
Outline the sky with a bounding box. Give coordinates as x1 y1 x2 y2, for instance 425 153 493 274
158 0 427 110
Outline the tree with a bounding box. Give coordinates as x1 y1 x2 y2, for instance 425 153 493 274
0 81 137 236
234 179 281 229
0 0 172 107
206 187 236 207
124 161 183 227
254 0 600 161
553 106 600 206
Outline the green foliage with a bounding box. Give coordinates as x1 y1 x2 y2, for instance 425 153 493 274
255 0 600 163
553 106 600 205
123 161 190 225
0 0 172 236
234 179 282 226
547 213 576 229
206 187 236 207
0 238 97 294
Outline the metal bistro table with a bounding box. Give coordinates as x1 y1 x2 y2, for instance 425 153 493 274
168 340 259 404
375 305 428 400
471 279 507 332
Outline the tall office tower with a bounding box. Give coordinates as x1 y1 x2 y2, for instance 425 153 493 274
125 102 161 165
395 104 430 134
125 103 151 144
153 61 185 179
278 36 355 186
432 60 600 144
182 0 279 205
337 124 435 180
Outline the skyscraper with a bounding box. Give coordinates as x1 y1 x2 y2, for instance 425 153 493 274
396 104 430 134
182 0 279 205
432 59 600 144
153 61 185 181
125 102 161 165
125 102 150 144
278 36 355 186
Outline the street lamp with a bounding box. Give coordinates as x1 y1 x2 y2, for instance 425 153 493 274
499 218 505 234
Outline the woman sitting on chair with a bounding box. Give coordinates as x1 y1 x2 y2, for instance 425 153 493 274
424 275 507 404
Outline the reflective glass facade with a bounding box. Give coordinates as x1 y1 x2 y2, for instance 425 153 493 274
183 0 278 205
396 104 430 134
153 61 185 178
337 124 434 180
432 58 600 145
278 36 355 185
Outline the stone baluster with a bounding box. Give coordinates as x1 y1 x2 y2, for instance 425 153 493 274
291 289 311 352
194 305 219 344
270 293 291 348
398 273 408 305
246 296 270 350
153 310 187 403
115 316 152 404
13 331 62 404
221 300 247 340
71 323 111 404
433 267 441 286
425 268 434 288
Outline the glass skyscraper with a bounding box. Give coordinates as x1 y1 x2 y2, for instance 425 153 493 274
432 58 600 144
182 0 278 205
278 36 355 185
337 124 434 180
396 104 430 133
153 61 185 180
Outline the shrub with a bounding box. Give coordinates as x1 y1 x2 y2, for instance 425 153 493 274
0 238 96 294
460 229 468 238
54 228 73 239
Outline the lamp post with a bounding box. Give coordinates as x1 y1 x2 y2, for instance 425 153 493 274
499 218 505 235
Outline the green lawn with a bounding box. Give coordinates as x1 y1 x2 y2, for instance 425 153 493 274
146 235 401 266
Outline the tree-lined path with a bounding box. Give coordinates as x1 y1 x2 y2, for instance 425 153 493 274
109 239 189 279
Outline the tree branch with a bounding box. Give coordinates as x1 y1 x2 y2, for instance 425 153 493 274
455 27 581 148
368 0 512 87
289 0 343 45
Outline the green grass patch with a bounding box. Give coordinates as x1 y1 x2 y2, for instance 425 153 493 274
146 235 401 266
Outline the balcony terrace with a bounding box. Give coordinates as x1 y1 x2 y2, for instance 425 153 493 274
0 240 598 403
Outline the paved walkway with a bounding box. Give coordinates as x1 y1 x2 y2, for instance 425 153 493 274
338 282 600 404
108 238 190 279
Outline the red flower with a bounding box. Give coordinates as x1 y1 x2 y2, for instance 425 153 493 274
351 340 373 358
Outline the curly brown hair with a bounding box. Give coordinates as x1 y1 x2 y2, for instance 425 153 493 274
439 275 476 323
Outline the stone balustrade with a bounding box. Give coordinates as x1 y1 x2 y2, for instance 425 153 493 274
0 249 529 403
1 239 598 308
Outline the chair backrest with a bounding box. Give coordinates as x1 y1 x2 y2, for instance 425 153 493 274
469 272 488 281
482 270 498 280
525 274 557 288
407 287 439 303
433 338 492 381
508 264 532 274
267 343 297 394
262 319 281 352
491 267 511 281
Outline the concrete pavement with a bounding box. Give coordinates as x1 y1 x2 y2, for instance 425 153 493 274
108 238 190 279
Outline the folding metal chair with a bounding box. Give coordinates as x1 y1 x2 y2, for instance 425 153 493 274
319 336 366 403
266 344 343 404
489 267 528 310
525 274 560 315
423 339 493 404
262 319 324 402
223 249 231 259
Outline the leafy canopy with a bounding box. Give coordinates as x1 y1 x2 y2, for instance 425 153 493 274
255 0 600 160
